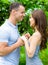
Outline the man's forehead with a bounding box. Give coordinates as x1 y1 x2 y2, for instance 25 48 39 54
19 5 25 10
13 5 25 12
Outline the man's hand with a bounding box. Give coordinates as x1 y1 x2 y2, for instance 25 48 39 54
17 38 25 46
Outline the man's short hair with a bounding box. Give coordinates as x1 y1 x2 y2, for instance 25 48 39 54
9 2 23 13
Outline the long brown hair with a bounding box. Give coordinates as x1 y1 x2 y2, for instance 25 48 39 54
32 10 47 49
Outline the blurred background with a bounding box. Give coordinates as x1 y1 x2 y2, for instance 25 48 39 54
0 0 48 65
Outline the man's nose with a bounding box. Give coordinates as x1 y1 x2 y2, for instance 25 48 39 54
23 13 25 17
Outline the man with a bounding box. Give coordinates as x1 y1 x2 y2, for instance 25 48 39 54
0 2 25 65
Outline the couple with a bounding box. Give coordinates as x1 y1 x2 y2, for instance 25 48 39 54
0 2 47 65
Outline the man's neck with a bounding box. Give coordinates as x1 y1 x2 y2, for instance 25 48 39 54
8 16 17 26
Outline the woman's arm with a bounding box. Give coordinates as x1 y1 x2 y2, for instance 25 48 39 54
21 32 41 58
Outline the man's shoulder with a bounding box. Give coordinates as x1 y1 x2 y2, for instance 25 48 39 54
0 24 11 34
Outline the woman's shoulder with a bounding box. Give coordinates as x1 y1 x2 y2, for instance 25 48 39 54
29 31 41 41
33 31 41 38
29 31 42 45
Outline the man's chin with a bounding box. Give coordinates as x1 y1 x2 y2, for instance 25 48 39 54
18 19 23 22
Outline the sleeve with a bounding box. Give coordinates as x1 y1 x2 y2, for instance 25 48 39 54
0 29 10 42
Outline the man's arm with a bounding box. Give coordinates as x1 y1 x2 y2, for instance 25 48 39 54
0 38 24 56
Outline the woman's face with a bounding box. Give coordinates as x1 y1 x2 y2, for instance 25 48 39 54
29 16 35 27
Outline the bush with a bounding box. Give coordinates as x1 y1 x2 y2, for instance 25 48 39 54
19 46 26 65
39 48 48 65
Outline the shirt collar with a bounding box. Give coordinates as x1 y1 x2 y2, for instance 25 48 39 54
5 19 18 29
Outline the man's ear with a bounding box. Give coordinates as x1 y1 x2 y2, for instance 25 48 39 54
12 9 17 14
12 10 15 13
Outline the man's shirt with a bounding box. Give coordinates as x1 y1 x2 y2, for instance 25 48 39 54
0 19 20 65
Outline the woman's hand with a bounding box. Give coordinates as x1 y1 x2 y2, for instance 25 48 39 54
24 33 30 39
20 36 28 44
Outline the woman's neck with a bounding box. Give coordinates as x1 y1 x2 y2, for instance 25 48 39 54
34 27 38 32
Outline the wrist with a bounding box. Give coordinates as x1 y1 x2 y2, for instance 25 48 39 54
20 36 28 42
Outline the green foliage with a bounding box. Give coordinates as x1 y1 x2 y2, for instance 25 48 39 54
1 0 9 4
39 47 48 65
0 0 10 25
19 46 26 65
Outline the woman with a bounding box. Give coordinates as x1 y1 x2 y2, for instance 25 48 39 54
21 10 47 65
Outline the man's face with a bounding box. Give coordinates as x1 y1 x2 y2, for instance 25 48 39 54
15 5 25 22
